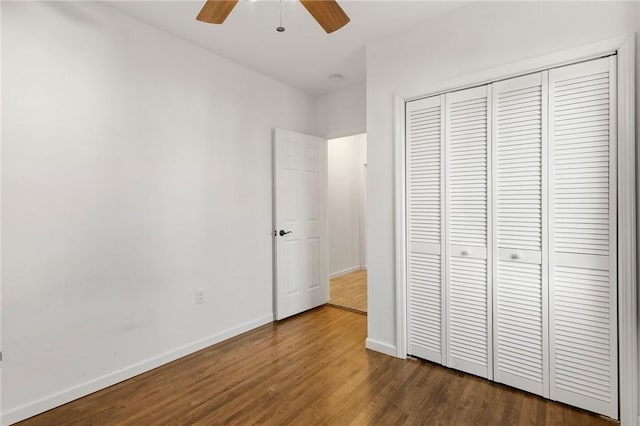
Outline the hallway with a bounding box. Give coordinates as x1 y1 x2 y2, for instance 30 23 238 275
329 270 367 313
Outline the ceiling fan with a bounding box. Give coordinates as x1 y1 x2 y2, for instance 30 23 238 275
196 0 351 34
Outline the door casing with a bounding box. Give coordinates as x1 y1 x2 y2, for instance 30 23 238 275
391 35 637 425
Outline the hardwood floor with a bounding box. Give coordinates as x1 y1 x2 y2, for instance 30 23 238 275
18 306 615 426
328 269 367 313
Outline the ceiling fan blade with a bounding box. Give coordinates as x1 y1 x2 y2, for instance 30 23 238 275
299 0 350 34
196 0 239 24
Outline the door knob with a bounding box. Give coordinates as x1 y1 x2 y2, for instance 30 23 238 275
279 230 293 236
511 253 521 260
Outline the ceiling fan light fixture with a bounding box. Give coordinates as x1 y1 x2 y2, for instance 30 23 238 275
196 0 350 34
276 0 285 32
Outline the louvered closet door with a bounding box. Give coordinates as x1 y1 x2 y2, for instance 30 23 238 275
492 72 549 397
549 56 617 419
406 95 445 363
445 85 491 378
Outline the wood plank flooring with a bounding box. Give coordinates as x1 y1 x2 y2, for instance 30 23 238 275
328 269 367 313
18 306 616 426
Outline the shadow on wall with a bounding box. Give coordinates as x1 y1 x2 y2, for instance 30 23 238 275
43 2 100 26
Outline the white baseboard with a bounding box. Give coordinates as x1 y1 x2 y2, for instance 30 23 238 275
1 314 273 426
329 265 362 279
365 338 397 357
360 265 367 270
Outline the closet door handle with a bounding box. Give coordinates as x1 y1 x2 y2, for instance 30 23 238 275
461 250 469 256
511 252 521 260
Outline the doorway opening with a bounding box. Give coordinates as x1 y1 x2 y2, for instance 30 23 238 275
326 133 367 314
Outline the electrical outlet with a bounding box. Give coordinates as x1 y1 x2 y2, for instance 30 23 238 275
196 288 205 304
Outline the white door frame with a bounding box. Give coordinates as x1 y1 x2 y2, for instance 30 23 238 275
0 1 4 417
393 35 637 425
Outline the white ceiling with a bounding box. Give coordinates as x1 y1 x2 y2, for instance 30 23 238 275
108 1 469 96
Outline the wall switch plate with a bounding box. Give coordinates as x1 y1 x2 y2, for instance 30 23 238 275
196 288 205 304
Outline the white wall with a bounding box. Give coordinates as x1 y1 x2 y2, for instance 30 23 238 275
328 134 367 277
1 2 316 424
366 0 639 357
316 82 366 139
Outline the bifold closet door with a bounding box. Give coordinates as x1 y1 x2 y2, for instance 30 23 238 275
406 95 445 363
548 56 618 418
445 85 491 378
492 72 548 397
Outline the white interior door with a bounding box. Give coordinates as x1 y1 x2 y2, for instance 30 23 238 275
548 56 618 418
492 71 549 397
445 85 492 379
273 128 328 321
406 94 445 364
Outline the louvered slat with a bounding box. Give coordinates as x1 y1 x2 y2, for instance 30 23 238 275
446 86 490 378
549 56 618 419
449 256 488 369
496 261 544 389
409 252 442 360
553 266 612 400
554 69 610 256
408 100 441 245
495 82 542 226
407 96 444 363
492 72 547 396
